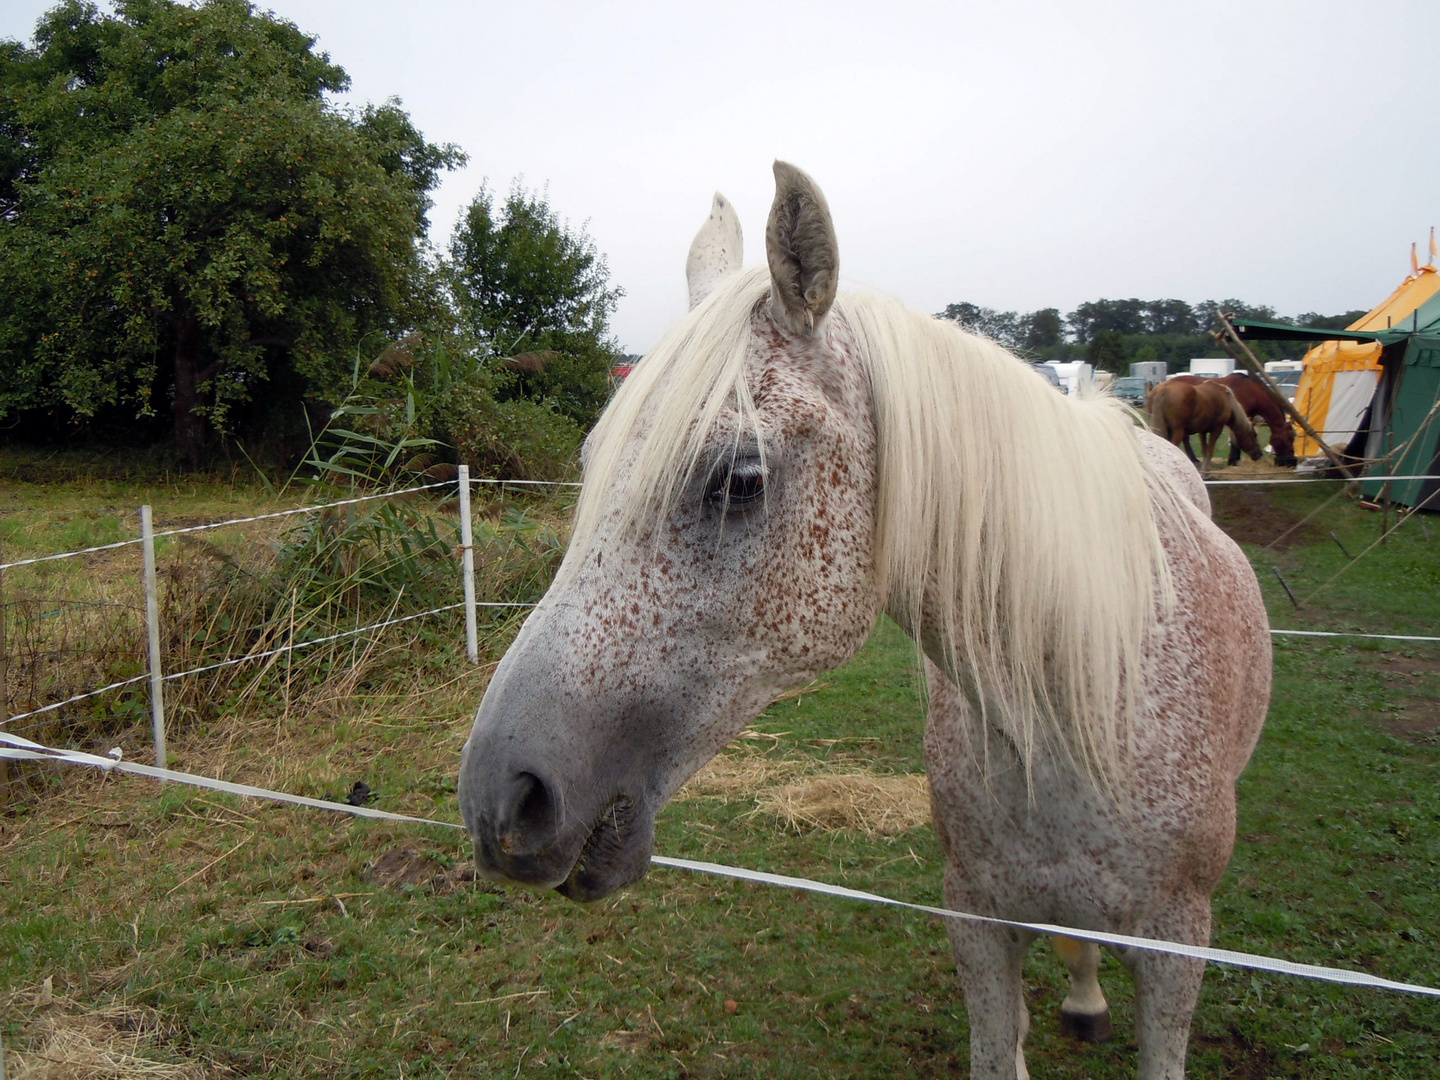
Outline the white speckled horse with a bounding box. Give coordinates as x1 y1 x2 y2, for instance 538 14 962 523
459 163 1271 1078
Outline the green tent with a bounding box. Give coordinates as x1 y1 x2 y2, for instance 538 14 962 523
1234 302 1440 509
1356 293 1440 509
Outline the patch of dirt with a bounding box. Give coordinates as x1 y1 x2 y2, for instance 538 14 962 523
364 845 479 893
1365 653 1440 745
1191 1029 1284 1079
1210 486 1321 550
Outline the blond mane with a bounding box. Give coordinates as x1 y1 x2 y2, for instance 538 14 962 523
567 266 1178 784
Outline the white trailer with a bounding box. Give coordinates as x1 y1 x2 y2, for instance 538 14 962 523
1043 361 1095 396
1188 357 1235 378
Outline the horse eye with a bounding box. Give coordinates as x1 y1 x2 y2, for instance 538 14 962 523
708 463 766 509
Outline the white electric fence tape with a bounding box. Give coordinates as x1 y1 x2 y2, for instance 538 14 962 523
1271 629 1440 643
1203 474 1440 486
2 730 1436 1001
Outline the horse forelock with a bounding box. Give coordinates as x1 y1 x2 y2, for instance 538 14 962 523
565 266 1183 789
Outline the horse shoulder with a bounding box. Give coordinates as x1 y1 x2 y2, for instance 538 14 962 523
1137 431 1210 516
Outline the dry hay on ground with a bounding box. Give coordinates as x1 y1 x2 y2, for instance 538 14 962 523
3 980 207 1080
679 740 930 837
755 773 930 836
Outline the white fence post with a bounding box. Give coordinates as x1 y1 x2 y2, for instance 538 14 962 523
140 506 167 769
458 466 478 665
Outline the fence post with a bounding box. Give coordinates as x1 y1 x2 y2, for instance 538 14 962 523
458 466 479 665
140 506 167 769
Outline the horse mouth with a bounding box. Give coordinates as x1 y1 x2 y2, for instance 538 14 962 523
555 793 647 901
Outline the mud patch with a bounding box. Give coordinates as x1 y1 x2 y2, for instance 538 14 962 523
1365 653 1440 745
1191 1030 1284 1079
1211 487 1321 550
365 845 479 893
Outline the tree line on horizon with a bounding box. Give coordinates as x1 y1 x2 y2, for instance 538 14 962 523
937 298 1368 374
0 0 621 475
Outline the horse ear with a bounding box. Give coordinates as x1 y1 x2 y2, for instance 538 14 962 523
765 161 838 336
686 193 743 310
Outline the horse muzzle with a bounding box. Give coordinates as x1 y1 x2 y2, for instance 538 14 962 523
459 742 657 901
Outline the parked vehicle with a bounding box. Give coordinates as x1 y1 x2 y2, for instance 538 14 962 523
1112 376 1150 407
1188 357 1234 378
1129 361 1167 385
1263 360 1303 402
1031 363 1063 391
1042 360 1094 396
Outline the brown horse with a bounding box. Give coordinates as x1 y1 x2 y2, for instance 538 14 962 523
1148 378 1262 474
1170 372 1296 467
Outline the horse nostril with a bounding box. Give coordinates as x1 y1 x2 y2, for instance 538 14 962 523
498 771 561 854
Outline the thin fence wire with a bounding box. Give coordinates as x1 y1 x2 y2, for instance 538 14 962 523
2 473 1436 573
3 468 1438 738
0 475 579 572
157 600 530 683
0 673 150 726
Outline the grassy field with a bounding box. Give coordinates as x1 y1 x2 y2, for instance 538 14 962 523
1 454 1438 1078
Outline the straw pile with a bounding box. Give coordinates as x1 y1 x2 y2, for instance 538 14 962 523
754 773 930 836
3 981 205 1080
680 744 931 837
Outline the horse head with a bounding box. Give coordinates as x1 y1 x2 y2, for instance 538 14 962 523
458 163 884 900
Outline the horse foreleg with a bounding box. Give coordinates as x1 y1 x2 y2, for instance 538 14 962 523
1052 936 1113 1041
1113 899 1211 1080
1198 433 1217 476
945 868 1036 1079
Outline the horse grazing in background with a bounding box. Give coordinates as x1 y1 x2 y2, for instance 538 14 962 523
1148 378 1263 475
459 164 1271 1079
1169 372 1297 468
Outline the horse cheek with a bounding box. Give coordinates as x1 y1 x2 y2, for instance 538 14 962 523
756 457 878 679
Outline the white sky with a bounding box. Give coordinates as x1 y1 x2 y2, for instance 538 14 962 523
4 0 1439 353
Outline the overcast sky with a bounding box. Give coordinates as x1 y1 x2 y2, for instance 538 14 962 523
5 0 1438 353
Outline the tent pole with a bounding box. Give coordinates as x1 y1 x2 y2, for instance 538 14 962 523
1212 313 1356 476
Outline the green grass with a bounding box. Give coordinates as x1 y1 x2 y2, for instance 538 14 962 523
2 473 1438 1077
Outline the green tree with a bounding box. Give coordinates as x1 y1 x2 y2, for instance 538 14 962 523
1018 307 1063 350
0 0 462 466
1087 329 1129 373
448 183 622 428
937 302 1021 348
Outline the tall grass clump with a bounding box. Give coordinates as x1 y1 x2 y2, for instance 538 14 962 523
2 334 579 790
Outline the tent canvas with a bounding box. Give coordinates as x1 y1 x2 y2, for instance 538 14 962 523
1287 264 1440 458
1357 290 1440 510
1236 278 1440 510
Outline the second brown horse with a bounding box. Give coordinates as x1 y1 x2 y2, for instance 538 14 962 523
1148 378 1263 474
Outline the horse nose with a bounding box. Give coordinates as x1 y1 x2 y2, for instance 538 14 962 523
489 769 564 859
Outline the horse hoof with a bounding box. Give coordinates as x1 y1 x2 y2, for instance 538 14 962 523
1060 1007 1114 1043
